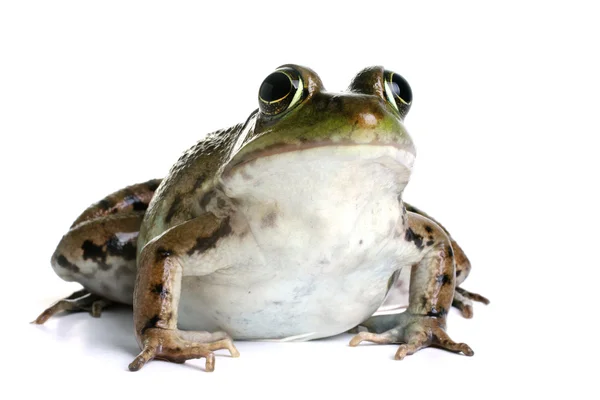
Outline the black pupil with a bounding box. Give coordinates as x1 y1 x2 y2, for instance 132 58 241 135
259 72 292 102
390 73 412 103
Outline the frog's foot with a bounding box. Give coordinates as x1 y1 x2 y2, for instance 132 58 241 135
349 313 473 360
32 289 113 324
452 286 490 319
128 329 240 372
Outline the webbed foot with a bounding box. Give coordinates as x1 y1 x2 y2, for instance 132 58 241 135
452 286 490 318
128 329 240 372
349 312 473 360
32 289 113 324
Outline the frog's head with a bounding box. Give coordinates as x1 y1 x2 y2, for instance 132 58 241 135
221 65 416 200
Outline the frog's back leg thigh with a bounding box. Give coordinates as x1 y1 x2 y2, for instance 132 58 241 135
402 202 489 318
33 179 162 324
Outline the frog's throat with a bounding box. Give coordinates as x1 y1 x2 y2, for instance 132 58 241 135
219 144 414 207
221 141 415 179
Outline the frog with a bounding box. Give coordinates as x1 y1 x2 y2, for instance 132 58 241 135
34 64 489 372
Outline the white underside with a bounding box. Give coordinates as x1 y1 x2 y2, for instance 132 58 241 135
176 145 419 340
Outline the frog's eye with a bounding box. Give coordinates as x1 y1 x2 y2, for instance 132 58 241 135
258 68 304 116
383 70 412 117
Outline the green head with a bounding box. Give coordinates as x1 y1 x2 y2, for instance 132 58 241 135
222 64 416 181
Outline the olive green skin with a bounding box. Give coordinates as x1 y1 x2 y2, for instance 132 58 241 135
138 65 415 253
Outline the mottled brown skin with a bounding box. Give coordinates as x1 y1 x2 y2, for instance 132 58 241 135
71 179 161 228
35 65 488 372
33 180 162 322
129 214 239 371
404 203 490 318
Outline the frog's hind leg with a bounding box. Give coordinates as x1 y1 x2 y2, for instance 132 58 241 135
32 289 113 324
449 239 490 318
404 202 489 318
35 179 162 324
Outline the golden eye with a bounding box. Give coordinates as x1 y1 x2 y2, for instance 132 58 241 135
383 70 412 118
258 68 304 115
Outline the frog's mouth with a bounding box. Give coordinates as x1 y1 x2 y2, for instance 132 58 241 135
222 141 415 179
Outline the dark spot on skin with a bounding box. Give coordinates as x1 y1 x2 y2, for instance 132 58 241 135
141 315 160 335
106 235 137 261
359 239 363 245
426 240 435 246
56 254 80 273
156 247 172 260
446 245 454 258
165 197 182 224
312 95 329 112
217 198 226 208
193 175 206 190
123 194 148 211
199 191 215 209
420 295 429 310
426 307 447 318
97 199 112 210
81 240 110 270
260 211 277 228
424 225 433 233
145 179 161 192
436 274 452 286
151 283 169 299
187 218 232 256
456 270 463 277
405 228 424 250
132 201 149 211
175 347 182 352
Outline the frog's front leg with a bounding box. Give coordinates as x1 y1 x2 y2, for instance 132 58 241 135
350 212 473 359
129 213 240 372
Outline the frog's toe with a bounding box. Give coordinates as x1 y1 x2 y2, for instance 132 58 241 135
456 287 490 305
32 289 113 324
128 329 239 372
452 286 489 318
429 324 474 357
349 330 400 346
452 291 474 318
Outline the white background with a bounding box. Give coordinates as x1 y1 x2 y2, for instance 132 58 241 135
1 1 598 398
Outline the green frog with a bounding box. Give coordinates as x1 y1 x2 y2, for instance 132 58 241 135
34 64 488 372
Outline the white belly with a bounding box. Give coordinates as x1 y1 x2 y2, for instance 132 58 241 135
177 145 414 340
